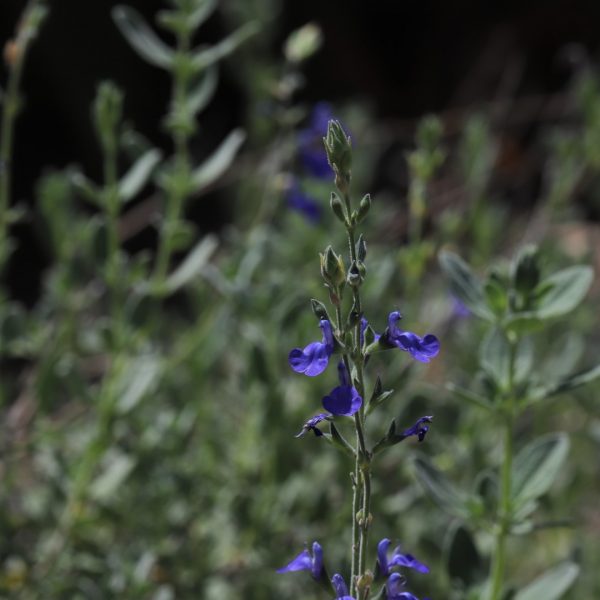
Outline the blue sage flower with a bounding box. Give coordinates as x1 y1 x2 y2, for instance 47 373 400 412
331 573 355 600
286 178 322 224
289 320 335 376
296 413 331 438
299 102 334 179
277 541 324 579
385 573 420 600
383 311 440 363
377 539 430 577
401 416 433 442
322 384 362 416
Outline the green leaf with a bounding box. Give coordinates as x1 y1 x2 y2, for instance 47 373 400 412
90 451 136 502
444 524 486 586
118 149 162 203
511 434 569 511
166 234 219 292
191 21 260 71
534 265 593 319
413 456 471 519
447 382 493 412
530 363 600 403
69 170 101 207
439 251 494 320
187 67 219 117
481 328 511 390
513 562 579 600
191 129 246 191
112 6 174 69
117 355 161 413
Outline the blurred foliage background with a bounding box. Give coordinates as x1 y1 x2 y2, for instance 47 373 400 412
1 0 600 598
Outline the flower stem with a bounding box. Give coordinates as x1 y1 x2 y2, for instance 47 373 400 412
341 190 373 597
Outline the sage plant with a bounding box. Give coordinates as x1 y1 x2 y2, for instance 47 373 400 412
278 120 439 600
414 247 600 600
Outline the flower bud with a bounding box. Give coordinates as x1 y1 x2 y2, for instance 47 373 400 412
353 193 371 224
321 245 346 287
323 120 352 190
284 22 323 64
310 298 330 321
347 260 362 288
330 192 347 224
356 234 367 261
93 81 124 152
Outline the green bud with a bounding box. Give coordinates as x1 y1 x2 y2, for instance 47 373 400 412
321 245 346 287
323 120 352 190
357 260 366 279
93 81 123 153
330 192 347 223
354 193 371 224
284 22 323 64
310 298 330 321
347 260 362 288
356 234 367 261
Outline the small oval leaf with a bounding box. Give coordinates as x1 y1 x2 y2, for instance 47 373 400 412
511 433 569 510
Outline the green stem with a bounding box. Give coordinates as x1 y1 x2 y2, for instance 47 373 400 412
488 336 517 600
341 191 374 597
154 28 192 288
0 2 44 271
103 140 122 350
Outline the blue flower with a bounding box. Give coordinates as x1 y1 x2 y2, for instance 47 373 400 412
296 413 331 438
298 102 334 179
331 573 355 600
286 178 322 224
321 361 362 416
377 539 430 577
277 541 324 579
289 320 335 376
385 573 421 600
322 385 362 416
400 416 433 442
383 312 440 363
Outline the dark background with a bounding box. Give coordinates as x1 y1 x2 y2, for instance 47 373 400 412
2 0 600 302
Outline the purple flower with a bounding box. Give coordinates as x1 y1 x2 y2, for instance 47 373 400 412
289 320 335 376
322 385 362 416
321 361 362 416
286 178 322 224
377 539 430 577
401 416 433 442
383 312 440 363
337 360 350 386
331 573 355 600
452 296 470 318
385 573 421 600
298 102 334 179
296 413 331 438
277 541 324 579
